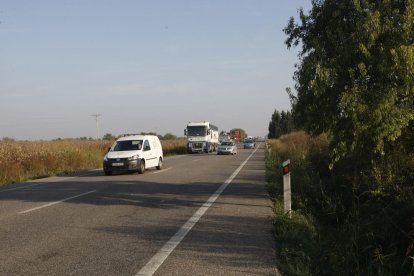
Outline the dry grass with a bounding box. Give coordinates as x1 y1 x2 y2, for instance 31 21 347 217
0 139 112 186
161 138 187 155
0 138 187 186
267 131 329 163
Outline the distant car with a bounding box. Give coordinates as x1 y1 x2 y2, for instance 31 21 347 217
243 139 255 149
256 136 265 142
217 141 237 155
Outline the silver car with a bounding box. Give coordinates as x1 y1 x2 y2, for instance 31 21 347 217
243 139 255 149
217 141 237 155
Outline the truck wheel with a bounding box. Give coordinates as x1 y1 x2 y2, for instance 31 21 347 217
138 159 145 174
156 158 162 170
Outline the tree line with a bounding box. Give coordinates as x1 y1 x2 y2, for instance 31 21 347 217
267 109 295 139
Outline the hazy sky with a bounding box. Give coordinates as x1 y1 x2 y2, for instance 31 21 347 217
0 0 311 140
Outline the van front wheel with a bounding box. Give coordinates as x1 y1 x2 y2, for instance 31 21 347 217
156 158 162 170
138 159 145 174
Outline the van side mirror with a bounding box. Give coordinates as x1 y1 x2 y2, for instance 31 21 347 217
184 129 187 136
107 147 111 152
144 145 151 151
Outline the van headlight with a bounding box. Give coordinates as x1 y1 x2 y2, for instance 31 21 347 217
128 155 138 160
104 155 108 161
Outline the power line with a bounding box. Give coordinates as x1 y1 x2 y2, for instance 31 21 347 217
90 114 102 140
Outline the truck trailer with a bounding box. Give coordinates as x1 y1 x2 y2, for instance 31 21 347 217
184 121 219 153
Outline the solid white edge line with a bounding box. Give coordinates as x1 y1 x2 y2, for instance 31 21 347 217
18 190 96 214
0 171 100 193
152 167 172 174
136 145 260 276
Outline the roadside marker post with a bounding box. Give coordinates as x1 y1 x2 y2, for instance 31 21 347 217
266 143 271 155
283 159 291 218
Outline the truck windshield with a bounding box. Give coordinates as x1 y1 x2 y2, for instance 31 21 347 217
111 140 143 151
187 126 207 136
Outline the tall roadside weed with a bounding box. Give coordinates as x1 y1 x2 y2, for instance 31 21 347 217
266 131 414 275
0 139 112 186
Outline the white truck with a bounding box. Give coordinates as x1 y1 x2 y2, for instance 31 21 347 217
184 121 219 153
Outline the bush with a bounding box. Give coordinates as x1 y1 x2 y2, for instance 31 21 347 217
266 131 414 275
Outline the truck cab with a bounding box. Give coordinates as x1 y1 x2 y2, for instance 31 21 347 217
184 121 219 153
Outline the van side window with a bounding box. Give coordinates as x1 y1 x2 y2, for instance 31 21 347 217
144 140 151 151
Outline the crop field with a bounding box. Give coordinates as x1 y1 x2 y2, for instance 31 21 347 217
0 138 187 186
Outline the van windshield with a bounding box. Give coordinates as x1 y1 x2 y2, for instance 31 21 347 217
111 140 143 151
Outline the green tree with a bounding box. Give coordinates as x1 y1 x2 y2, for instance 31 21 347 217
162 133 177 140
280 110 295 135
229 128 247 140
102 133 116 140
268 110 282 138
268 109 294 138
285 0 414 164
283 1 414 274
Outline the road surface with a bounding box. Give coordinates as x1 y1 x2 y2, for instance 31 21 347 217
0 144 280 275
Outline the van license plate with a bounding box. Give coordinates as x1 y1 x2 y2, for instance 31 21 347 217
112 162 123 166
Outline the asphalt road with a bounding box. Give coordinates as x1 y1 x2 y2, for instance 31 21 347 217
0 144 280 276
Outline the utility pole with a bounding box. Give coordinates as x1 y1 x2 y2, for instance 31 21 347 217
90 114 102 140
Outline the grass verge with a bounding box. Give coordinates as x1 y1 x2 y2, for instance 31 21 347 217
266 131 414 275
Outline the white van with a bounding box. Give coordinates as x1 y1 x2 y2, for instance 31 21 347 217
103 135 163 175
